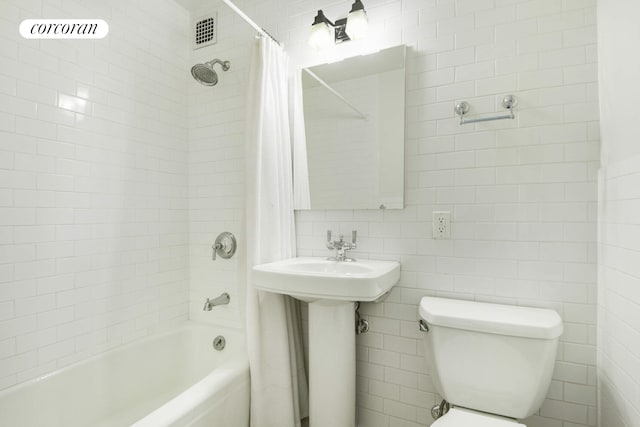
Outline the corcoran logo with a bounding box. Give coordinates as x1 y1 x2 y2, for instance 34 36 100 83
19 19 109 39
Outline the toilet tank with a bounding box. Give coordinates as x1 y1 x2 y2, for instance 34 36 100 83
419 297 563 419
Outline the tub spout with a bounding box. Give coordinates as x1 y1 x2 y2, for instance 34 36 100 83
203 292 230 311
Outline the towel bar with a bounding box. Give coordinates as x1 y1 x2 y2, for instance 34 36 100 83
454 94 517 125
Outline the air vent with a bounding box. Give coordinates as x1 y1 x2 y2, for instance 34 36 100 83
193 12 217 50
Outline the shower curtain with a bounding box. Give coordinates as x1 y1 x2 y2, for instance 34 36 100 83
290 71 311 210
245 36 309 427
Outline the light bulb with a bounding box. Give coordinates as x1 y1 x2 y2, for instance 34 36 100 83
346 8 368 40
308 21 332 50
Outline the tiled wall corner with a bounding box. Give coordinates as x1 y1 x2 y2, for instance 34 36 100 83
598 159 640 427
185 3 256 330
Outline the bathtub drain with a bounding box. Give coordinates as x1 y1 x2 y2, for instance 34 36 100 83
213 335 226 351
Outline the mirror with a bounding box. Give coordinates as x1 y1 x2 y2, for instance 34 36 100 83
300 45 406 210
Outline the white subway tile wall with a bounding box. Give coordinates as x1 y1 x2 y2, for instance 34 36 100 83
185 4 253 329
599 158 640 427
287 0 598 426
0 0 191 390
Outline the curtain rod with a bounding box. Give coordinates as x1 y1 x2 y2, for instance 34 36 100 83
221 0 368 120
221 0 281 46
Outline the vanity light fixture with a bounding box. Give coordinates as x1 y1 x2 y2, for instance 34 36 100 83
346 0 368 40
308 10 334 50
308 0 369 50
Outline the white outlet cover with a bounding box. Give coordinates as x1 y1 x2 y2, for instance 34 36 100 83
432 211 451 239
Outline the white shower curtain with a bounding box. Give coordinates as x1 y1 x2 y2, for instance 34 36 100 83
290 70 311 210
245 36 309 427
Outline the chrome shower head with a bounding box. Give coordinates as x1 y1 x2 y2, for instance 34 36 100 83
191 63 218 86
191 59 231 86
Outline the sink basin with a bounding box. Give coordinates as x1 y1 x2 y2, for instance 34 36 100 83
252 257 400 302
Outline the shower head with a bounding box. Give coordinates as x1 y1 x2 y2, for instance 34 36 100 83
191 59 231 86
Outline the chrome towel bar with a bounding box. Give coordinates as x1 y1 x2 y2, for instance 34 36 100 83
454 94 517 125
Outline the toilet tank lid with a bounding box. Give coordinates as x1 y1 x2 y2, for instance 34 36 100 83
419 297 563 339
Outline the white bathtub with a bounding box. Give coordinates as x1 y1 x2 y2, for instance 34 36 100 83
0 322 250 427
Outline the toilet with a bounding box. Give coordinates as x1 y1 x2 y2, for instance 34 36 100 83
419 297 563 427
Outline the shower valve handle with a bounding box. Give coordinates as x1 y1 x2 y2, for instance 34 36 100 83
212 242 223 260
211 232 237 261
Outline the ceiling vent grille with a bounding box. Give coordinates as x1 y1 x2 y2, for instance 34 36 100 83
193 12 217 50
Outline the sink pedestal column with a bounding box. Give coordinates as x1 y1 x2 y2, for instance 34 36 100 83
308 299 356 427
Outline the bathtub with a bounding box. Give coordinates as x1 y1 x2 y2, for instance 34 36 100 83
0 322 250 427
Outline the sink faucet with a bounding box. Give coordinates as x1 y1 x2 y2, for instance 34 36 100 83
203 292 230 311
327 230 357 262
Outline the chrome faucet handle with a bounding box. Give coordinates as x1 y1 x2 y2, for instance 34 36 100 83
326 230 357 261
212 242 222 260
326 230 335 249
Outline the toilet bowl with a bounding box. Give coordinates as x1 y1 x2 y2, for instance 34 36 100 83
419 297 563 427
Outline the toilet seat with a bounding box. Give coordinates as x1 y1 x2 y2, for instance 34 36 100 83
432 407 526 427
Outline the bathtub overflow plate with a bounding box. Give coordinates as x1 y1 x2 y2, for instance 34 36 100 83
213 335 226 351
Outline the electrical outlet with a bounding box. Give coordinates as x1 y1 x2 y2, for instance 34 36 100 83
432 211 451 239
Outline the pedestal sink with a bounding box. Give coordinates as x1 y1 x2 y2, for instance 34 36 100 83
252 257 401 427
